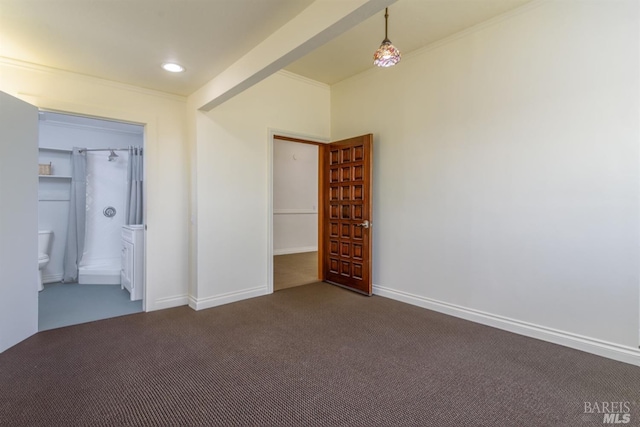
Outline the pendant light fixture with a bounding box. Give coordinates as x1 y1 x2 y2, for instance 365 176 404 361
373 7 401 67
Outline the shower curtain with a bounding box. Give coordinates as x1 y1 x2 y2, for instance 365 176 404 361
62 147 87 282
125 146 143 225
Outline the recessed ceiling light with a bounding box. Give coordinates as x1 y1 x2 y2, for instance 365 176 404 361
162 62 185 73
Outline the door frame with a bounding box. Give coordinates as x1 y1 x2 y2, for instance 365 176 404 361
23 95 151 311
267 129 328 294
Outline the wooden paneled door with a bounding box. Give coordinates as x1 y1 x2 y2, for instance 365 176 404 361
320 134 373 295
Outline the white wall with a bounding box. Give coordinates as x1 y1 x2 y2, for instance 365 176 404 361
0 59 189 311
38 115 144 283
188 71 329 308
0 92 39 352
273 139 318 255
331 0 640 358
39 112 143 151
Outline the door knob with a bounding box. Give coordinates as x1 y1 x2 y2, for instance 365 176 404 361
356 220 370 229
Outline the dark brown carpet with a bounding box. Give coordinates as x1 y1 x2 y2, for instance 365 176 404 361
1 282 639 426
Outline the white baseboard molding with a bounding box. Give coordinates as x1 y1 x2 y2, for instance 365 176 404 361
189 286 267 311
43 273 63 284
373 284 640 367
150 294 189 311
274 246 318 256
273 209 318 215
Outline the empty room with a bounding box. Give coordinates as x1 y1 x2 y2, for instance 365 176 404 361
1 0 639 425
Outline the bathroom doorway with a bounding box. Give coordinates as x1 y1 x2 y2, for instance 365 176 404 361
37 111 146 330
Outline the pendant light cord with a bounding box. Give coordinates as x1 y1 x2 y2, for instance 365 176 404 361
384 8 389 42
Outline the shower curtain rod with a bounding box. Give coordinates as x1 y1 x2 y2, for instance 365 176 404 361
78 148 133 153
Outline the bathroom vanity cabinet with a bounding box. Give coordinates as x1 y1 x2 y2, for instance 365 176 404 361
121 225 144 301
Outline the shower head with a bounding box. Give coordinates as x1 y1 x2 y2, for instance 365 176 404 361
108 150 118 162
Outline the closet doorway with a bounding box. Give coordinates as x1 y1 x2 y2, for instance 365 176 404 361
37 111 146 330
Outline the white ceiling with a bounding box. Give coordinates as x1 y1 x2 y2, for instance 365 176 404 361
0 0 315 96
285 0 532 85
0 0 532 96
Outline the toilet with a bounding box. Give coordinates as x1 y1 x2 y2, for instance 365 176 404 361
38 230 53 292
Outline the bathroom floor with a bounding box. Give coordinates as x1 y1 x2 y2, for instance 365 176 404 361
38 282 143 331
